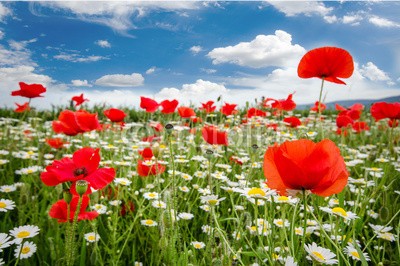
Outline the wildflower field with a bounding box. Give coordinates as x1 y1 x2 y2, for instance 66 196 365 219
1 47 400 266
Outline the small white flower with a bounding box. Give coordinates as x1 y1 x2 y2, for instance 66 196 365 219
304 242 337 265
344 243 370 261
114 178 132 186
151 200 167 209
191 241 205 249
141 219 158 227
0 199 15 212
0 233 13 252
9 225 40 244
320 207 358 220
178 212 194 220
84 232 100 243
14 241 37 259
92 204 107 214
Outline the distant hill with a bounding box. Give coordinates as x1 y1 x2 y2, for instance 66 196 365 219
298 95 400 110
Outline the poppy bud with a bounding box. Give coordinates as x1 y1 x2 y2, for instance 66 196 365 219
76 180 88 196
152 143 161 158
204 149 214 160
165 123 174 134
63 190 72 203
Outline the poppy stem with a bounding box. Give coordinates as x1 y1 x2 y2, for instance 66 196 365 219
317 78 325 139
301 189 308 260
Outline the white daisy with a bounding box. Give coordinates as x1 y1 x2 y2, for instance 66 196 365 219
0 233 12 252
178 212 194 220
0 185 17 193
320 207 358 220
92 204 107 214
200 195 225 206
9 225 40 244
273 219 290 228
141 219 158 227
114 178 132 186
191 241 205 249
304 242 338 265
14 241 37 259
151 200 167 209
84 232 100 243
0 199 15 212
344 244 370 261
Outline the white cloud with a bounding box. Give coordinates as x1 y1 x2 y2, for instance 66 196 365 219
201 68 217 74
266 1 332 17
95 40 111 48
190 45 203 54
207 30 305 68
95 73 144 87
359 62 392 83
323 15 337 24
54 53 108 63
0 41 36 67
156 79 227 103
146 66 156 75
34 2 201 34
0 30 4 40
342 14 363 26
0 3 12 22
369 16 400 28
71 79 92 87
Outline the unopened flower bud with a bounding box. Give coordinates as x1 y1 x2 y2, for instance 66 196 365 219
76 180 88 196
165 123 174 134
63 190 72 203
205 149 214 160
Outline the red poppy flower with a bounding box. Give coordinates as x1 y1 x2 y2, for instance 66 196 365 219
267 93 297 111
370 102 400 121
297 47 354 85
40 147 115 193
310 101 326 112
49 195 98 223
336 103 362 120
202 125 228 146
104 108 126 123
52 110 101 136
160 99 179 114
200 101 216 113
46 138 67 149
389 119 399 128
220 103 237 116
14 102 30 113
246 108 266 118
352 121 369 133
178 107 196 118
136 148 166 177
336 115 353 128
71 93 89 106
264 139 348 197
140 97 159 113
11 82 46 98
283 116 302 128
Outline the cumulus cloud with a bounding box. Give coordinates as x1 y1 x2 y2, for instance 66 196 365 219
95 40 111 48
54 53 108 63
359 62 392 84
207 30 305 68
0 40 36 67
200 68 217 74
342 14 363 26
190 45 203 54
265 1 332 17
146 66 156 75
369 16 400 28
71 79 92 87
95 73 144 87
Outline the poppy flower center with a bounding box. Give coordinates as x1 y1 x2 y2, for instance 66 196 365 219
74 167 88 177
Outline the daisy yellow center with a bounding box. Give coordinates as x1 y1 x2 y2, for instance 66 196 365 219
120 181 127 185
370 167 380 172
276 220 283 226
88 235 96 241
312 251 325 261
145 220 154 225
273 254 279 259
27 151 35 155
17 231 30 238
332 207 348 217
248 188 266 197
208 199 218 205
148 193 156 198
159 144 166 149
27 169 34 174
194 243 202 249
21 246 31 254
295 228 302 234
0 202 6 208
278 196 289 202
250 226 257 231
350 251 360 259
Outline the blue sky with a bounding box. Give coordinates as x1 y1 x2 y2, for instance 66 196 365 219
1 1 400 109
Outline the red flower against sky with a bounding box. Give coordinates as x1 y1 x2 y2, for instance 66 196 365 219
104 108 126 123
140 97 159 113
178 107 196 118
370 102 400 121
220 103 237 116
46 138 67 149
310 101 326 112
200 101 216 113
49 195 98 223
52 110 101 136
160 99 179 114
14 102 30 113
266 93 297 111
11 82 47 98
202 125 228 146
246 107 266 118
71 93 89 106
41 147 115 194
297 47 354 85
264 139 348 197
283 116 302 128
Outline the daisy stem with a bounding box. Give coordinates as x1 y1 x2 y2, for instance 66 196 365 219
14 239 24 266
317 78 325 139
